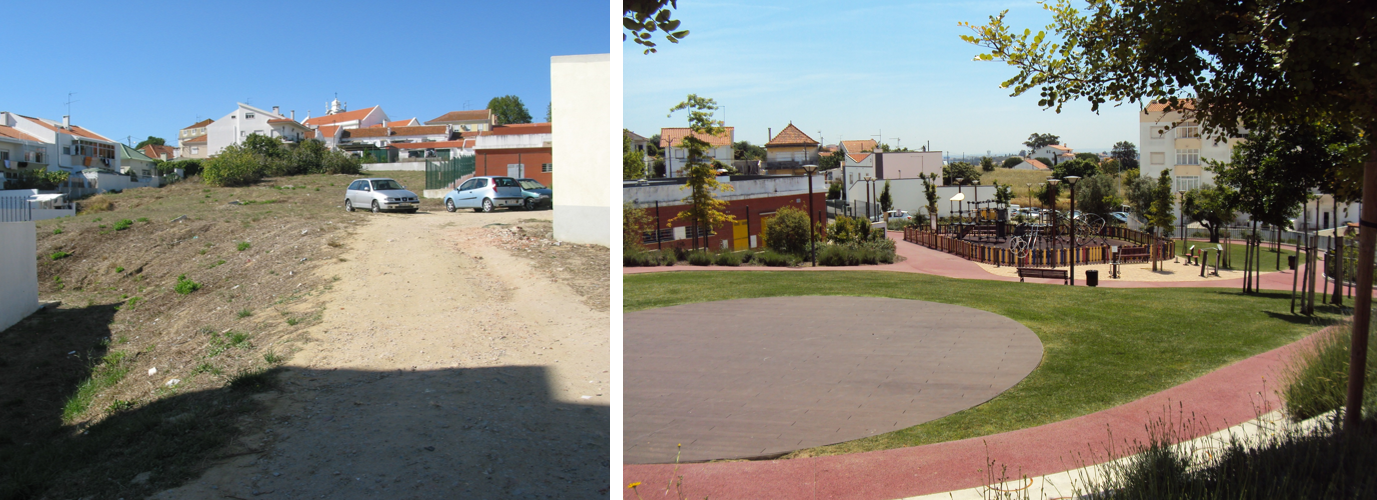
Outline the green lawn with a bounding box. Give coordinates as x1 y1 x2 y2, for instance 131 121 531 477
624 271 1343 457
1179 240 1300 271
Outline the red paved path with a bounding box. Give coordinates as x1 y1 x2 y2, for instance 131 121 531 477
623 326 1333 500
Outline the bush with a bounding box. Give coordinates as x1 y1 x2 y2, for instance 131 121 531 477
112 219 133 231
174 274 202 295
159 159 203 177
764 206 813 256
816 239 897 266
623 250 671 267
237 241 251 252
713 251 742 266
1282 325 1377 422
754 250 799 267
687 250 713 266
49 251 71 261
2 168 69 190
202 145 264 187
78 195 114 215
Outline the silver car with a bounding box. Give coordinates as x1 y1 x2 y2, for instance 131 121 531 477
443 176 525 212
344 178 419 213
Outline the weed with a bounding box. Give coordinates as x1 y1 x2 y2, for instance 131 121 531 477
198 249 206 255
52 227 62 235
174 274 202 295
236 309 252 318
286 317 299 326
112 219 133 231
136 217 148 223
208 259 225 269
49 251 70 261
98 224 106 229
105 399 135 414
228 367 275 392
92 218 102 222
61 351 130 421
237 241 251 252
192 362 220 375
115 266 124 273
327 239 343 248
124 296 142 309
264 351 283 364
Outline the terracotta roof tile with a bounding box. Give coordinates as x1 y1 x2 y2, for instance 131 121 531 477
303 106 379 126
342 128 389 139
389 119 419 127
1145 99 1196 113
0 125 42 143
390 140 472 150
841 139 877 154
143 144 177 159
846 152 871 163
183 134 207 144
317 125 341 139
391 125 448 136
660 127 734 148
765 123 818 147
1048 144 1072 151
480 123 553 136
426 109 491 124
19 115 112 142
182 119 213 130
1025 158 1049 170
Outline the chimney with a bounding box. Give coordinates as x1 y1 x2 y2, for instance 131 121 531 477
291 110 296 120
62 115 70 129
273 106 280 115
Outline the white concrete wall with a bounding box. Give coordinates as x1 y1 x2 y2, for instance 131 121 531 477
623 175 820 205
0 221 39 333
550 53 609 246
847 180 997 218
208 104 286 156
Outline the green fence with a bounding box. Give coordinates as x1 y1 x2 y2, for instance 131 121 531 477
425 156 476 190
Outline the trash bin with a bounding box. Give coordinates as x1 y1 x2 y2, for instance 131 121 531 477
1288 255 1297 270
1085 269 1099 287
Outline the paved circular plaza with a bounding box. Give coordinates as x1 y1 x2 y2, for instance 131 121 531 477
624 296 1044 464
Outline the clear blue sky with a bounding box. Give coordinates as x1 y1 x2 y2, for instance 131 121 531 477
3 0 607 147
623 0 1142 158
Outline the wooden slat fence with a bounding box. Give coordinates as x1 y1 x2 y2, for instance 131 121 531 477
904 227 1174 268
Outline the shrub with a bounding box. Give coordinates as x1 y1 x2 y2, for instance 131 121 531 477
202 145 264 187
174 274 202 295
624 203 655 253
1282 325 1377 422
687 250 713 266
112 219 133 231
714 251 742 266
2 168 69 190
764 206 812 256
159 159 203 177
623 250 671 267
816 239 897 266
754 250 798 267
49 251 70 261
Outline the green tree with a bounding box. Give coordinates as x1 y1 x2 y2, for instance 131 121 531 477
942 161 980 185
1034 181 1061 210
1051 157 1099 179
980 156 995 172
993 181 1014 207
243 133 284 159
1147 170 1176 270
487 95 532 125
1074 173 1121 219
1074 152 1099 162
624 131 647 180
879 181 893 212
623 0 689 55
666 94 734 251
545 102 552 122
921 173 939 222
1023 133 1059 150
817 151 842 171
764 206 811 256
646 133 662 158
134 136 165 149
732 140 766 161
1000 156 1023 169
1123 174 1155 225
826 180 841 200
1182 184 1238 244
623 203 654 253
202 144 263 187
1111 141 1139 171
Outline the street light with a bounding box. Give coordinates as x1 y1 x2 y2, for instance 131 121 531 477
1047 178 1061 256
1026 183 1032 215
1064 176 1081 286
864 175 874 221
1177 190 1186 263
955 177 964 222
973 179 981 221
804 164 819 267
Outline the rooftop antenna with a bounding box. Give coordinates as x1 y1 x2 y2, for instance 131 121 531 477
872 130 882 151
65 92 79 120
891 138 901 150
463 99 471 109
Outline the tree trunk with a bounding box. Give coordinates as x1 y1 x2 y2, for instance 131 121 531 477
1244 221 1254 293
1345 140 1376 432
1333 197 1343 306
1209 224 1220 243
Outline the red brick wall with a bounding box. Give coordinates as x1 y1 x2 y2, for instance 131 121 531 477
640 191 828 252
475 148 553 186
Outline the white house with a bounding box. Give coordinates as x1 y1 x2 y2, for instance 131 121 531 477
659 126 733 178
1010 157 1051 171
425 109 495 133
0 112 118 173
118 144 159 181
1032 143 1074 164
205 103 306 156
303 99 389 131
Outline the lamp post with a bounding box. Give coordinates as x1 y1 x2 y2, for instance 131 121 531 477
973 179 981 221
1047 178 1061 253
1026 183 1032 216
1065 176 1081 285
1177 190 1186 263
864 175 874 221
804 165 819 267
955 177 964 222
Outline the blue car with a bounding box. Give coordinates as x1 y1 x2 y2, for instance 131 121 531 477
517 178 552 211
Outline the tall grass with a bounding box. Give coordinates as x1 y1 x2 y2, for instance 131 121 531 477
62 351 131 421
1281 323 1377 422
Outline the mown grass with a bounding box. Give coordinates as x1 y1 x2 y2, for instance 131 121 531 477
624 271 1342 456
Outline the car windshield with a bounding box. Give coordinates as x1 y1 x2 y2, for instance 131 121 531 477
519 180 546 190
493 177 520 188
371 179 403 191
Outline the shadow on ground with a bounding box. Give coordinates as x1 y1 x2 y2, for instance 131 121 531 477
0 306 608 500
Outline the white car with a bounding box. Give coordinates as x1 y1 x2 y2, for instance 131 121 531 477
885 210 913 221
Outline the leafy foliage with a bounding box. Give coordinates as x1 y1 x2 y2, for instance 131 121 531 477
980 156 996 172
623 0 689 54
3 168 69 190
1073 173 1122 218
1023 133 1060 150
1051 157 1100 179
1001 156 1023 169
624 132 647 180
174 274 202 295
1147 169 1176 237
201 145 263 187
1111 141 1139 171
1182 184 1239 243
157 159 203 177
921 173 939 219
942 161 981 185
623 203 655 253
879 181 893 212
487 95 532 125
133 136 165 149
763 206 812 256
732 141 766 161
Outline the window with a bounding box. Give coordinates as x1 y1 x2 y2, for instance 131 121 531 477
1176 149 1199 165
245 112 255 119
1150 152 1165 164
542 163 552 173
1176 176 1200 192
0 151 8 161
63 146 71 155
1176 124 1200 139
675 148 685 159
1151 127 1168 140
458 179 475 191
192 147 199 154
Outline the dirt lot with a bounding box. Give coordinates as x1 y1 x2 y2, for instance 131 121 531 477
0 172 609 499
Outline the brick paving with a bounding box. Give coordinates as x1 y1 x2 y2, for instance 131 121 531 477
624 296 1043 464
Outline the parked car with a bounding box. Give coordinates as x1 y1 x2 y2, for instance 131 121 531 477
443 176 525 213
1109 211 1130 223
517 178 552 210
885 210 913 221
344 178 418 213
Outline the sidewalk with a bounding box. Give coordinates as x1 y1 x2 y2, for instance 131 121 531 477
622 325 1334 500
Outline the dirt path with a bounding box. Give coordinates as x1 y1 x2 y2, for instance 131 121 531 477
153 209 609 499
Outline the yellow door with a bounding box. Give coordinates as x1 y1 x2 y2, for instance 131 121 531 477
733 219 749 250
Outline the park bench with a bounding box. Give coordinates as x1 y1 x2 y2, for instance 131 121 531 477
1017 267 1069 284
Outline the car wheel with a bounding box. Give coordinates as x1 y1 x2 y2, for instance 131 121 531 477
481 198 494 213
445 199 456 212
371 201 381 213
345 199 354 212
524 198 536 211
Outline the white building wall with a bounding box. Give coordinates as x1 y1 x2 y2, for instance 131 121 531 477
207 104 286 156
0 221 39 332
665 144 731 177
550 53 609 246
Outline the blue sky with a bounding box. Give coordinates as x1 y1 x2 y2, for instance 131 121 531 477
623 0 1143 158
2 0 607 147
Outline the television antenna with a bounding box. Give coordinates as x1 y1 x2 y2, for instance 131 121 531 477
65 92 79 119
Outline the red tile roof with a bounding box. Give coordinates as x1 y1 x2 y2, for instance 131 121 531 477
143 144 177 159
1047 144 1072 151
841 139 877 154
480 123 552 136
183 134 208 144
19 115 112 142
182 119 213 130
1145 99 1196 113
342 128 389 139
660 127 734 148
846 153 871 163
0 125 42 143
765 123 818 147
1024 158 1049 170
426 109 490 124
389 119 419 127
390 140 474 150
391 125 448 136
316 125 341 139
303 106 379 126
